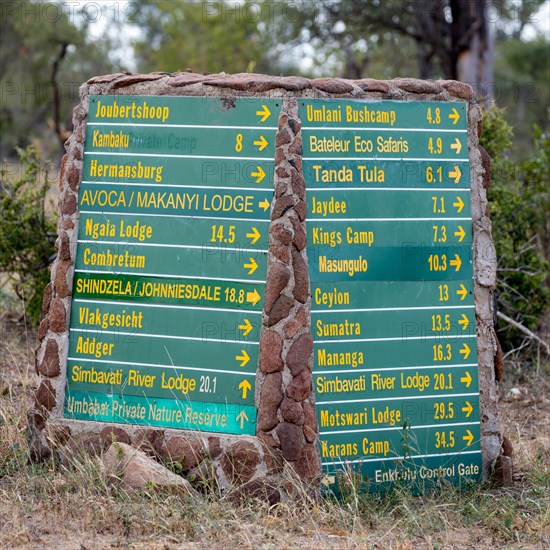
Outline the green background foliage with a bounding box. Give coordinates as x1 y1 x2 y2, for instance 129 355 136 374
481 106 549 354
0 148 57 323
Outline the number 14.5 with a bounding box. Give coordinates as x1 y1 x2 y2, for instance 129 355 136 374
211 224 236 243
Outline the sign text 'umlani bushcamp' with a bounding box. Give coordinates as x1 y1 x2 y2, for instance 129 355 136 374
300 98 482 491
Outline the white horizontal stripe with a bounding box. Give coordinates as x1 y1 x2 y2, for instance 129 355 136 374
79 210 270 223
73 298 262 315
314 364 478 376
315 334 476 344
302 127 467 133
67 356 255 377
312 305 474 313
81 181 273 192
316 390 478 406
322 448 481 466
309 217 469 221
77 239 269 254
309 187 469 192
70 327 258 345
303 157 466 162
320 420 478 436
85 151 272 161
88 122 277 130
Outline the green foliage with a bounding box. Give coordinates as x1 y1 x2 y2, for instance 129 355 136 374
480 104 513 158
481 105 550 354
0 147 57 323
1 0 119 159
494 36 550 159
131 1 273 74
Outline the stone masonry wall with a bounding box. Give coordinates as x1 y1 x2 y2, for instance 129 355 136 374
31 71 507 497
256 98 320 484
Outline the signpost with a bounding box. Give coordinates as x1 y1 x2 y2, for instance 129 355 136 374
64 95 280 435
300 98 482 491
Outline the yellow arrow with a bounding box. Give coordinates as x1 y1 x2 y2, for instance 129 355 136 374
449 165 462 183
244 257 258 275
251 166 265 183
246 288 261 306
463 429 474 446
453 196 464 213
460 343 471 360
454 225 466 242
258 198 270 211
449 107 460 124
456 284 468 301
450 138 462 155
236 350 250 367
238 318 253 337
256 104 271 123
236 410 249 429
460 371 472 388
246 226 261 245
462 401 473 418
239 379 252 399
450 254 462 272
253 135 268 152
458 313 469 330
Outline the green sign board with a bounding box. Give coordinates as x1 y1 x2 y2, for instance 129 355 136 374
301 98 482 492
65 96 281 435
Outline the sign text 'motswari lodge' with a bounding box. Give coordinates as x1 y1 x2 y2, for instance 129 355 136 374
301 98 481 490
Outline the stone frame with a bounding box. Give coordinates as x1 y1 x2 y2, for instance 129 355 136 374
31 71 506 495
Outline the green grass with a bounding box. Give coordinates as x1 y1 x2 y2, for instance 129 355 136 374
1 312 548 549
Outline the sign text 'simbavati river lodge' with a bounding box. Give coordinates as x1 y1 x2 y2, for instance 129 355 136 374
32 72 506 496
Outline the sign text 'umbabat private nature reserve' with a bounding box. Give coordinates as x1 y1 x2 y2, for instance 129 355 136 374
66 96 280 435
63 93 481 492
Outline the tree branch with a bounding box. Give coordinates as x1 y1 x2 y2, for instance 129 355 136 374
497 311 550 355
51 41 69 148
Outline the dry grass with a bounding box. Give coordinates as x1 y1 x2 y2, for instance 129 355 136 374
1 306 549 549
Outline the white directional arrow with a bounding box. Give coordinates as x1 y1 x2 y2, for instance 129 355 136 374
236 410 249 429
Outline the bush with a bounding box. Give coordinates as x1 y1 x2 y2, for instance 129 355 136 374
481 104 550 355
0 147 57 323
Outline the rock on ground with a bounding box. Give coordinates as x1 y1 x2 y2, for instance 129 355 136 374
103 441 197 495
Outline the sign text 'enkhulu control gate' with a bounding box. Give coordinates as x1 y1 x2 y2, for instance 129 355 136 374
32 72 506 497
301 98 481 488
